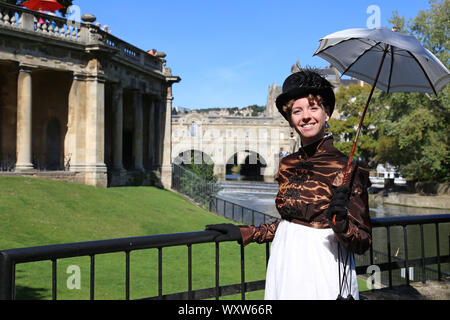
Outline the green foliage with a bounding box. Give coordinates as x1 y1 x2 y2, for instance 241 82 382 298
177 151 222 208
330 83 380 164
378 0 450 182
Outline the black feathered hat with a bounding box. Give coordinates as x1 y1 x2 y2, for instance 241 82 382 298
275 69 335 121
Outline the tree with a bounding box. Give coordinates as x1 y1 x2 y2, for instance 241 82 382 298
375 0 450 182
329 83 380 166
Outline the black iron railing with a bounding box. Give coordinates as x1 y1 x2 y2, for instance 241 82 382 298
210 197 278 226
172 163 277 226
0 229 267 300
359 214 450 288
0 214 449 300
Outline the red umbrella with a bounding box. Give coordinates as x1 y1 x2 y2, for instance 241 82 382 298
22 0 64 12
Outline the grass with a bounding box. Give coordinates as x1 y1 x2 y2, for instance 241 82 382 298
0 176 267 300
0 176 368 300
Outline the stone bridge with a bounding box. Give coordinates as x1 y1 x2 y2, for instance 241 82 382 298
172 108 299 182
0 3 180 188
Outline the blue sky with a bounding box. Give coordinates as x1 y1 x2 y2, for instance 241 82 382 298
72 0 432 110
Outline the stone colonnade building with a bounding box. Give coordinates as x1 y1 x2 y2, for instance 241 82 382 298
0 4 180 188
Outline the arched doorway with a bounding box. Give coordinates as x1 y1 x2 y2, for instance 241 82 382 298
45 118 61 170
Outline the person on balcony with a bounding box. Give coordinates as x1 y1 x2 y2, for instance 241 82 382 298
206 69 372 300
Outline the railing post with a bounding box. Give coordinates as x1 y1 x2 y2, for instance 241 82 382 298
19 12 34 31
240 244 245 300
187 244 192 300
434 223 441 281
215 242 220 300
0 253 14 300
403 225 410 286
420 224 426 283
386 226 393 288
90 255 95 300
52 259 57 300
158 247 163 299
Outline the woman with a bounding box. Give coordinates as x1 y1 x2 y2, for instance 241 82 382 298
207 69 372 300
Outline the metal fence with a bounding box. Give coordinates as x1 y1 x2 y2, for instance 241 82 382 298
210 197 278 226
173 163 277 226
0 214 449 300
355 215 450 288
0 165 448 300
172 163 221 209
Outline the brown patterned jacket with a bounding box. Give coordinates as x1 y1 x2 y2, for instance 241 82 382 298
239 135 372 255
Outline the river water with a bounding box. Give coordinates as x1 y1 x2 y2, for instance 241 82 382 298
217 181 450 285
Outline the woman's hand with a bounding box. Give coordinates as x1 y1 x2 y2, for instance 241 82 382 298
327 186 350 231
205 224 242 243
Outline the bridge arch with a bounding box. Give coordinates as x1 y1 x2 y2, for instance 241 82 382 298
226 150 267 181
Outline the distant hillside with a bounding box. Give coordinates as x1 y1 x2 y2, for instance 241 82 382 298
173 104 266 117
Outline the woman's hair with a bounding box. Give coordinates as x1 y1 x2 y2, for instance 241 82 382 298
282 94 327 124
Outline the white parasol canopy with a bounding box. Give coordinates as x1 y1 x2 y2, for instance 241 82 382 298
314 27 450 95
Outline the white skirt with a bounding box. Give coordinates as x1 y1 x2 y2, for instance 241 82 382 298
264 219 359 300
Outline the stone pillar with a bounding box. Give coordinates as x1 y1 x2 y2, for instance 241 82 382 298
65 72 85 171
84 73 107 187
148 98 156 169
160 86 173 189
15 66 34 172
112 83 124 171
132 89 144 171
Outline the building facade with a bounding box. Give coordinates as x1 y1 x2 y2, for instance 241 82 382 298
0 4 180 188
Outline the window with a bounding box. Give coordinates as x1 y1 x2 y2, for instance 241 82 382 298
190 122 197 137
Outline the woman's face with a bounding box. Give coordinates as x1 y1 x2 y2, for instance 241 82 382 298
290 97 330 145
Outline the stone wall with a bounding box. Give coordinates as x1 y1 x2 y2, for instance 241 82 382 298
407 181 450 196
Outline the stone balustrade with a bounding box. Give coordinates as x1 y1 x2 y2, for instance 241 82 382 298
0 2 163 74
0 3 81 41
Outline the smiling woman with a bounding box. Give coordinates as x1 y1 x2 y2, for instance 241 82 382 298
287 95 330 145
206 69 372 300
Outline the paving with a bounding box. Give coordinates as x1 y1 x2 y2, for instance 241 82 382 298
360 280 450 300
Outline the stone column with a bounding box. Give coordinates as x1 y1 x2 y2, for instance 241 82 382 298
65 72 85 171
132 89 144 171
160 86 173 189
148 98 156 169
84 73 107 187
112 83 124 171
15 66 34 172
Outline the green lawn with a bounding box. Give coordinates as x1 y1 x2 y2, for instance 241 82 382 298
0 176 368 300
0 176 268 300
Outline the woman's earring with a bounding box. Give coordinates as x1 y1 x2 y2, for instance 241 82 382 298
325 121 330 133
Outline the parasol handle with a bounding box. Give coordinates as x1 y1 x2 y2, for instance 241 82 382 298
332 44 389 226
341 44 390 187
